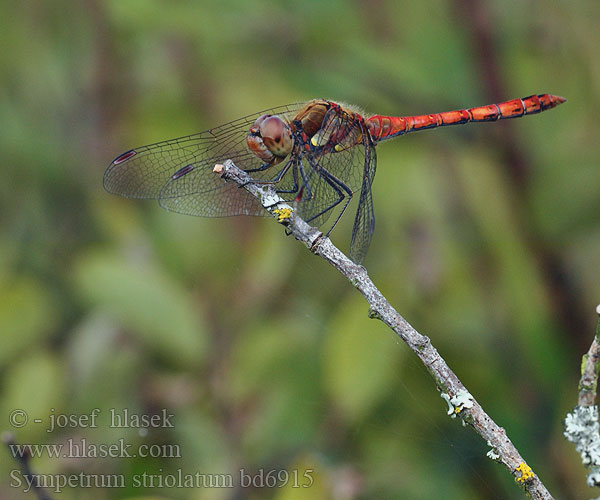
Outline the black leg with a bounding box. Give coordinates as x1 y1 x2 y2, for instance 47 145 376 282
244 162 272 173
303 159 353 231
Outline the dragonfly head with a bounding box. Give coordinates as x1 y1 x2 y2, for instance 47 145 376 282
246 114 293 164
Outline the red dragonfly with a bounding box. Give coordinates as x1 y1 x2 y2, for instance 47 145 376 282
104 94 565 263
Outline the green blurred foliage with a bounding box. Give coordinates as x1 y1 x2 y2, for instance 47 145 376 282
1 0 599 498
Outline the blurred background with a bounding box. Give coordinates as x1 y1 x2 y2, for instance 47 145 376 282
1 0 598 498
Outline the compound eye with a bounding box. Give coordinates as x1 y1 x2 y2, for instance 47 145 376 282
259 116 285 139
251 114 272 130
260 116 293 157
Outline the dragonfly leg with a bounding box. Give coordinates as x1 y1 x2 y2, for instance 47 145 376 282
263 159 316 210
250 159 293 185
263 160 313 211
303 161 353 233
321 178 353 237
238 159 296 191
272 160 300 195
254 160 302 209
295 161 315 201
237 162 276 188
244 162 272 173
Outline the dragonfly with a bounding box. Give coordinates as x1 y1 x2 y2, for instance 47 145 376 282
104 93 565 263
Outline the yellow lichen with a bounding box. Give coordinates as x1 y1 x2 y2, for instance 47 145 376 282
515 462 534 483
273 208 293 222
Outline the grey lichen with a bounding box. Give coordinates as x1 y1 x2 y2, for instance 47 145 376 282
486 440 500 461
441 389 474 419
564 405 600 487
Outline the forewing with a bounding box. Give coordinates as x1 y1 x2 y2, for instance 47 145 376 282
103 103 302 217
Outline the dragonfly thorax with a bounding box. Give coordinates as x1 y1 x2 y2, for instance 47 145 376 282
246 114 294 165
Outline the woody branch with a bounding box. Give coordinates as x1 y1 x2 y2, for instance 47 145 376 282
213 159 555 500
563 306 600 491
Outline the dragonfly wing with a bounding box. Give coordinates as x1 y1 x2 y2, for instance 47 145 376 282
294 147 355 229
295 107 364 225
104 103 303 217
296 106 376 263
158 155 267 217
104 133 217 199
349 140 376 264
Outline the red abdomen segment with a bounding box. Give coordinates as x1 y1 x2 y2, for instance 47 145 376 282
365 94 566 142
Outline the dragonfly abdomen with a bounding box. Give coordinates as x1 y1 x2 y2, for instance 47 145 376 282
366 93 566 142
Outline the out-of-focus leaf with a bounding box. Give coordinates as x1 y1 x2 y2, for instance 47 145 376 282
322 295 403 423
229 319 322 460
273 456 328 500
67 312 122 386
228 321 303 398
0 278 57 367
74 250 206 367
174 411 230 474
455 152 567 383
0 351 65 442
66 312 146 420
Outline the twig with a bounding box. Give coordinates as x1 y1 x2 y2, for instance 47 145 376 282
2 432 54 500
564 306 600 492
213 160 555 499
578 307 600 407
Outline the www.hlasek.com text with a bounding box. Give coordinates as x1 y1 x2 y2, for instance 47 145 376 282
9 439 181 459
